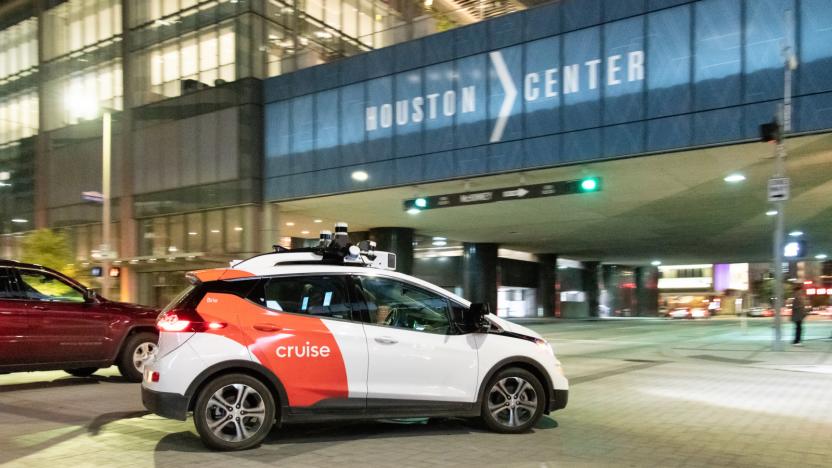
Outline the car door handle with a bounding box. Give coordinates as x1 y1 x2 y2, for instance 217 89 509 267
253 323 282 332
30 304 47 311
374 336 398 345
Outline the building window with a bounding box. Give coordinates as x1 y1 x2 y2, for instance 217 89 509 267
43 0 123 61
43 61 123 130
0 18 38 83
0 92 38 146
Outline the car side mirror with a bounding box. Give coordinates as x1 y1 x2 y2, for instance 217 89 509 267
84 289 98 303
466 302 492 332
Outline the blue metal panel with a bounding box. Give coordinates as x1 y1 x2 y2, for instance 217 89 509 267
694 0 741 111
264 100 290 179
647 114 692 151
455 53 489 148
563 128 602 162
524 2 561 42
489 13 524 50
456 22 489 57
455 146 488 176
795 91 832 132
563 0 601 31
693 107 743 145
394 40 424 72
339 83 366 166
366 47 395 79
605 0 646 22
394 69 424 157
523 134 560 168
424 150 455 180
647 5 691 118
423 61 456 153
562 27 601 131
422 31 455 65
314 90 339 170
603 122 645 157
488 45 524 142
365 76 394 161
488 140 525 173
799 0 832 94
394 155 424 185
290 95 315 173
524 36 561 138
604 16 645 125
648 0 691 10
744 0 794 103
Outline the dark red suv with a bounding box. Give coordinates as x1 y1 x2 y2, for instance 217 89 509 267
0 260 159 382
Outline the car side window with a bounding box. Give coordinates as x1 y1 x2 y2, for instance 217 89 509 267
357 275 451 335
0 268 18 299
253 276 353 320
17 270 85 303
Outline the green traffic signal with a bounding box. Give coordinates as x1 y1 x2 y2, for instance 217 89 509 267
415 198 427 208
579 177 600 192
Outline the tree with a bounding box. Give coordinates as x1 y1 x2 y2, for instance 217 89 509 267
19 228 77 277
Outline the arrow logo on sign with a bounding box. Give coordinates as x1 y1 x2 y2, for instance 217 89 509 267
503 188 529 198
489 51 517 143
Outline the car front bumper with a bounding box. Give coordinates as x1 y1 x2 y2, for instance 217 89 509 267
549 388 568 412
142 386 189 421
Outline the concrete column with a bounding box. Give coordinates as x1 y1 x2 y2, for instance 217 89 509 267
368 227 414 275
583 261 601 317
537 254 557 317
635 266 660 317
117 0 136 302
462 243 498 312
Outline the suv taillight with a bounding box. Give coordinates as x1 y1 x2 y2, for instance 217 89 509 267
156 308 226 332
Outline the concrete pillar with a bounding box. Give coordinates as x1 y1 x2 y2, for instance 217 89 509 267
537 254 557 317
368 227 414 275
462 243 498 312
635 266 660 316
583 261 601 317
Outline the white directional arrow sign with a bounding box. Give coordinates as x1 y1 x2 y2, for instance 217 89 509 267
489 51 517 143
502 188 529 198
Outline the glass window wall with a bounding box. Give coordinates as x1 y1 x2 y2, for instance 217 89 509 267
0 18 38 83
138 206 256 257
43 0 123 61
0 91 38 146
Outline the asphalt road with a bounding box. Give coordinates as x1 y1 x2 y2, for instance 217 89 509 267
2 317 831 467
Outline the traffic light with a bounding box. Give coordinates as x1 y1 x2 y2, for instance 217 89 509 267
760 120 781 143
414 198 428 208
578 177 601 193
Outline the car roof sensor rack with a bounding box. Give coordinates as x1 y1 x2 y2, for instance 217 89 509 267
257 222 396 271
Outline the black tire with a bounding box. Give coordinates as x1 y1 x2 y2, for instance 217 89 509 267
65 367 99 377
117 331 158 382
480 367 545 434
194 373 276 451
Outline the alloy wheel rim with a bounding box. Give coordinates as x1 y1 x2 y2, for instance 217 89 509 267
205 384 267 442
487 376 538 427
132 342 157 372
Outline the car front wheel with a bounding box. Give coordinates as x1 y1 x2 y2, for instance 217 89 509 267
481 368 545 434
194 373 276 451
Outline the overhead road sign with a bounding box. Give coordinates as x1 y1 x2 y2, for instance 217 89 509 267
404 177 601 212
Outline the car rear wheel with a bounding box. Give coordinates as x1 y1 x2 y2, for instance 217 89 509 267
194 373 276 451
118 332 157 382
481 368 545 434
65 367 99 378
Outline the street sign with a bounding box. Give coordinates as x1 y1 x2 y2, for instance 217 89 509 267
91 244 117 260
768 177 790 201
404 178 601 211
82 191 104 203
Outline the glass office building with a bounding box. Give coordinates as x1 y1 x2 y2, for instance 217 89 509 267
2 0 831 314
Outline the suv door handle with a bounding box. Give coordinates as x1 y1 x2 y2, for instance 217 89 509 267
374 336 398 345
30 304 48 311
253 323 282 332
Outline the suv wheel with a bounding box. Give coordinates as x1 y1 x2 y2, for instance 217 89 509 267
481 368 545 434
65 367 99 378
194 373 276 451
118 332 157 382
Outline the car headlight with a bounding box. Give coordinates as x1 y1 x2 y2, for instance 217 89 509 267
534 338 555 356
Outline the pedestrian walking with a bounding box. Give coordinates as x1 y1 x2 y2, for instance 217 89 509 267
791 284 808 346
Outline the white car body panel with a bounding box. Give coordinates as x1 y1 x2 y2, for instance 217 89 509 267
321 318 369 399
363 323 479 402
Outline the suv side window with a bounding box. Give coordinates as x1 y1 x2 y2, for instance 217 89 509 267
17 269 85 303
356 275 451 335
251 275 353 320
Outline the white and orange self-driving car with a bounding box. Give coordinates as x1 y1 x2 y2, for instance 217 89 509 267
142 224 568 451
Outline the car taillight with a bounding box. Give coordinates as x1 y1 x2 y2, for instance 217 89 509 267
156 308 226 333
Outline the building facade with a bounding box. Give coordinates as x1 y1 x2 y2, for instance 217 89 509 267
2 0 832 314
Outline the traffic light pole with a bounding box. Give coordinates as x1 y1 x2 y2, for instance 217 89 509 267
772 11 796 351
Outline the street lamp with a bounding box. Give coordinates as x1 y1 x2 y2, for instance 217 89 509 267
65 91 114 298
